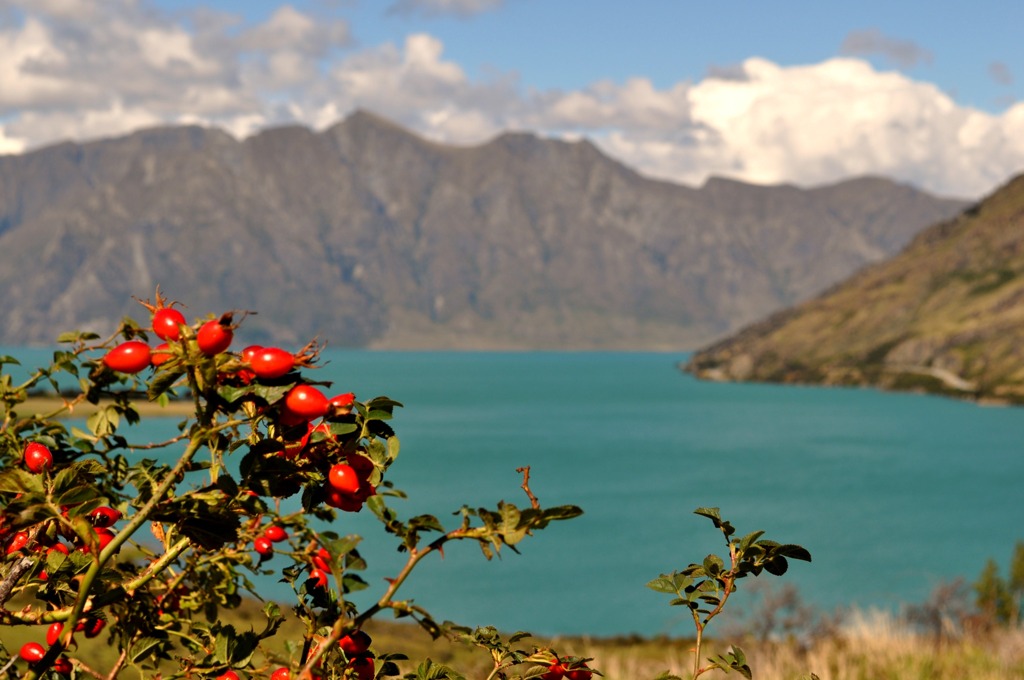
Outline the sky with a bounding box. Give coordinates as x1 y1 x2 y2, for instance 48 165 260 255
1 1 1023 199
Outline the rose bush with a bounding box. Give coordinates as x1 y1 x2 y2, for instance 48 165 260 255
0 291 583 680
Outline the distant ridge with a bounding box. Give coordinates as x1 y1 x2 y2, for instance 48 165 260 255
0 110 966 349
686 173 1024 403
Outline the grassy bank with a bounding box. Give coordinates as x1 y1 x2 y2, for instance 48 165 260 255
4 600 1023 678
15 395 195 419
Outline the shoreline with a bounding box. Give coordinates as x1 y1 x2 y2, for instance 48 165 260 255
14 395 195 419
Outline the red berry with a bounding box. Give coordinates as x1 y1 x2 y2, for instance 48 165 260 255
338 630 372 656
103 340 152 374
264 525 288 542
152 307 187 341
87 617 106 638
7 530 30 554
47 621 64 646
324 486 363 512
89 506 122 528
151 342 174 366
249 347 295 379
254 536 274 558
540 662 566 680
347 656 375 680
566 666 592 680
53 656 73 675
308 567 328 589
24 442 53 473
354 482 376 503
93 527 116 552
217 672 240 680
48 543 69 556
328 392 356 414
270 668 290 680
197 317 233 355
311 547 331 572
283 385 329 421
19 642 46 662
327 463 361 495
347 453 375 479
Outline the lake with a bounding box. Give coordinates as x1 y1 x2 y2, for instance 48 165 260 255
5 349 1023 637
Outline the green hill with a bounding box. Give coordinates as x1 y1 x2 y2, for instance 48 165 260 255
686 173 1024 404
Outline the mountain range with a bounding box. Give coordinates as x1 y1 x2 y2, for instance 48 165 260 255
0 110 966 349
686 172 1024 403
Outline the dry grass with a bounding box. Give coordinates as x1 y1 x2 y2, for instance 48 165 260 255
568 610 1024 680
4 605 1024 679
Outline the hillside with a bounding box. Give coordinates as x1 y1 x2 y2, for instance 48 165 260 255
686 173 1024 403
0 110 966 349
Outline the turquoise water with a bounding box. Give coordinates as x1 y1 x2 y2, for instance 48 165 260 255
5 350 1023 637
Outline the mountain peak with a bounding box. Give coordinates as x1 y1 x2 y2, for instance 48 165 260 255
0 109 968 350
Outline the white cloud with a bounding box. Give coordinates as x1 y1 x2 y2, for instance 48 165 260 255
1 1 1023 198
386 0 505 18
0 124 27 155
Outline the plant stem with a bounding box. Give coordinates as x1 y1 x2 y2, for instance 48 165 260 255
61 433 205 645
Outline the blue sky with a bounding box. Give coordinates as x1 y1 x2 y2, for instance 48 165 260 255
2 0 1023 197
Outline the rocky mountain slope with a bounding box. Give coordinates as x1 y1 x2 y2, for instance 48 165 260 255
0 110 966 349
686 173 1024 403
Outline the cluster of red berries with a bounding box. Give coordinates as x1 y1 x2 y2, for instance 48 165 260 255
1 440 123 561
2 438 120 674
103 293 379 515
17 616 106 675
7 293 391 678
101 296 234 373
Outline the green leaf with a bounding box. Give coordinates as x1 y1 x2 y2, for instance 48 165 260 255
56 485 102 508
408 514 445 533
248 383 294 405
694 506 721 524
341 573 369 594
46 548 70 574
230 631 259 666
737 530 765 552
0 469 44 495
327 422 358 437
148 367 185 401
703 554 725 576
777 544 813 562
541 505 584 521
764 555 789 576
647 574 683 594
130 637 164 664
498 502 528 545
414 659 465 680
214 626 236 664
87 406 120 437
327 534 362 558
366 396 404 411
